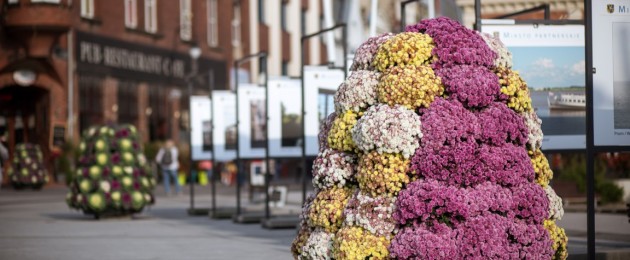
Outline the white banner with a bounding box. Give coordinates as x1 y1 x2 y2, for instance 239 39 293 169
304 66 345 156
268 78 303 157
592 0 630 146
482 24 586 150
190 96 212 160
212 91 237 162
238 85 266 159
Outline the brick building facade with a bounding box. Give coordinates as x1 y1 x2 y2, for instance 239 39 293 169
0 0 239 184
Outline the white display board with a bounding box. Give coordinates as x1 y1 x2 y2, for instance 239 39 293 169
482 23 586 150
212 91 237 162
591 1 630 146
267 77 303 157
190 96 212 160
238 84 267 159
303 66 345 156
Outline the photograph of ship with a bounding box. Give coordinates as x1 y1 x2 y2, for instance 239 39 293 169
280 101 302 147
318 89 335 123
613 22 630 129
202 120 212 151
510 46 586 136
250 99 266 148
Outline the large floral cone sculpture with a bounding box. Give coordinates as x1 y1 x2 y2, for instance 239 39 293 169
6 143 49 190
66 124 156 217
292 17 567 259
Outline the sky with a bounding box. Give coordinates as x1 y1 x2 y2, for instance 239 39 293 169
510 46 585 89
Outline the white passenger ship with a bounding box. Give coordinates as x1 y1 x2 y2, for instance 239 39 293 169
547 92 586 110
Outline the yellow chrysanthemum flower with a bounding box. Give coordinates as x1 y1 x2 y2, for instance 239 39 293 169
308 187 354 233
332 226 390 260
378 65 444 109
545 220 568 260
496 67 533 113
529 149 553 187
328 110 360 152
373 32 435 72
357 151 411 196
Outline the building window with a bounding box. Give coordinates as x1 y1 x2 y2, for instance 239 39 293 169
232 3 241 47
8 0 18 4
207 0 219 47
124 0 138 28
31 0 61 3
117 81 139 125
281 2 287 31
145 0 158 33
149 85 171 140
259 57 266 74
79 76 104 133
81 0 95 18
258 0 265 24
180 0 193 41
281 62 288 76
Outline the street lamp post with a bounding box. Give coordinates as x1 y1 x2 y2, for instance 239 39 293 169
187 45 201 214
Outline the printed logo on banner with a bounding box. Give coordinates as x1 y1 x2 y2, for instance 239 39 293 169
608 4 615 14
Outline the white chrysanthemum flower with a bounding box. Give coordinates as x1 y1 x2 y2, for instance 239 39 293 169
352 104 422 158
334 70 381 113
312 149 357 190
479 32 513 68
545 185 564 220
523 110 543 151
343 190 397 236
299 229 335 260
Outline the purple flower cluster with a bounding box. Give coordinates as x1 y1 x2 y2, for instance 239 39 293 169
412 141 534 187
476 144 536 186
390 215 553 259
456 214 553 259
435 65 501 108
477 102 529 146
418 98 479 151
350 33 394 71
394 180 548 225
405 17 496 68
389 222 458 259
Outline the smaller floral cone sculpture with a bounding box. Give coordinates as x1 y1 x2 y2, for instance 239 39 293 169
292 17 567 259
7 143 48 189
66 124 156 217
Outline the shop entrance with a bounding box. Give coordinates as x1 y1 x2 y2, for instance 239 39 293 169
0 85 50 181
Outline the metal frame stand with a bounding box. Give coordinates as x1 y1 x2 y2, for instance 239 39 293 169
262 24 348 229
232 52 269 224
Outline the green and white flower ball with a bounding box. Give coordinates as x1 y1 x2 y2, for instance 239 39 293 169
10 143 48 189
67 124 155 216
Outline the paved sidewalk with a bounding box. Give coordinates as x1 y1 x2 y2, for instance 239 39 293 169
1 185 629 259
0 187 295 260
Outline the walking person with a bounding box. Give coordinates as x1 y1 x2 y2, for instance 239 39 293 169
155 140 181 196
